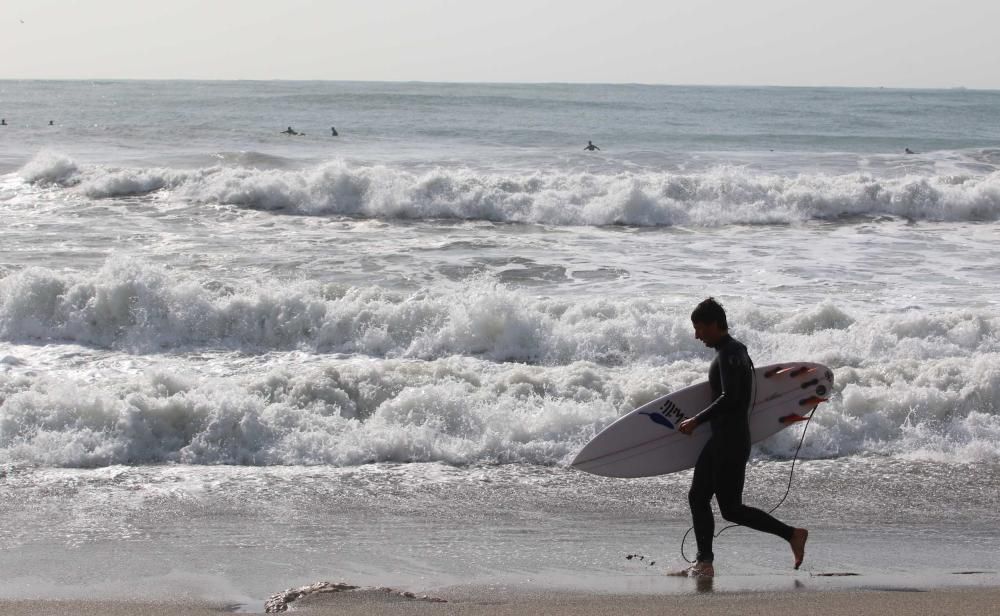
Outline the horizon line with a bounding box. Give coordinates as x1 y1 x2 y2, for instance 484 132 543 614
0 77 995 92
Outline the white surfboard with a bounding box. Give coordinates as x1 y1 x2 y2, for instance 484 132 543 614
571 362 833 478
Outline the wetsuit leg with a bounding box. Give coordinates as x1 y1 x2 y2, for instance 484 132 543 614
714 451 794 542
688 443 716 563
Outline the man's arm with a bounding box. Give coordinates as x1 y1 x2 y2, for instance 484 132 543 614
691 346 748 427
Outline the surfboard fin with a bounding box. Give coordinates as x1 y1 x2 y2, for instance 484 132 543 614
779 413 811 425
766 366 795 378
767 365 818 378
798 396 828 407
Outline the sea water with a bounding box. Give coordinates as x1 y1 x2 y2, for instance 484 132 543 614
1 81 999 601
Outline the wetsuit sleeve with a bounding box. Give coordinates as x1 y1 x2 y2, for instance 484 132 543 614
693 346 747 426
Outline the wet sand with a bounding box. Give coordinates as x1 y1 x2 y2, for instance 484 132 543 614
4 587 1000 615
0 600 227 616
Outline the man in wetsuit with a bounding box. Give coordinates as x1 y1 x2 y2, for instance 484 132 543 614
675 298 808 577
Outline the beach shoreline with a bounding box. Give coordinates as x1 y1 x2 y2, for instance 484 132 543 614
4 585 1000 615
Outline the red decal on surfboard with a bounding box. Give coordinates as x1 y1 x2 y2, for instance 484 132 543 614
779 414 810 424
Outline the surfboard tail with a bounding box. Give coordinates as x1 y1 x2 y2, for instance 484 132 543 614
572 362 833 478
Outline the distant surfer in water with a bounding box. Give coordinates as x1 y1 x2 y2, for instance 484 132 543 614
584 140 600 151
331 126 338 136
904 147 915 154
673 298 808 578
281 126 300 135
1 119 6 126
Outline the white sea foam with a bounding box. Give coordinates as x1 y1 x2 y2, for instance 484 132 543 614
16 154 1000 225
2 346 999 468
2 259 998 362
0 258 705 361
0 358 628 467
2 259 999 468
17 151 79 184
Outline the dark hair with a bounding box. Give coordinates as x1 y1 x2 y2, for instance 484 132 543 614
691 297 728 329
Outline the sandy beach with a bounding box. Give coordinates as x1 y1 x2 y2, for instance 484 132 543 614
294 587 1000 616
4 587 1000 615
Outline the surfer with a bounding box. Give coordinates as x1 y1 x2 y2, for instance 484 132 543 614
331 126 338 136
584 140 600 151
674 298 808 578
281 126 299 135
1 119 6 126
904 147 915 154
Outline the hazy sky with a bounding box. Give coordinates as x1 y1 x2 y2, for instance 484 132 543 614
3 0 998 88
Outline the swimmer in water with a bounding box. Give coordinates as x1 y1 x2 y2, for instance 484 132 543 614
584 140 600 151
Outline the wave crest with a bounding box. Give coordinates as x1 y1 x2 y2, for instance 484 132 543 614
17 153 1000 225
3 350 1000 467
0 258 697 363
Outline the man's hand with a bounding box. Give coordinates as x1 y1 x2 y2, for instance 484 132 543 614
677 417 698 435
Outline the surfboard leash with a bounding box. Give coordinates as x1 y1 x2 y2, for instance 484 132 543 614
678 402 818 564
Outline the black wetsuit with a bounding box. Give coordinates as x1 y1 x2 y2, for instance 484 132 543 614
688 334 793 564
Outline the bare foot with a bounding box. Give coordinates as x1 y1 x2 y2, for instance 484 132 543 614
790 528 808 569
667 562 715 578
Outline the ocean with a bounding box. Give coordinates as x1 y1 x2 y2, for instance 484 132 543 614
1 80 999 604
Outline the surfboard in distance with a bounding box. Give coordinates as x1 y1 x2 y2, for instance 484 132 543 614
571 362 833 478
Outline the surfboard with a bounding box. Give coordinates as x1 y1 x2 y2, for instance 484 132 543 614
571 362 833 478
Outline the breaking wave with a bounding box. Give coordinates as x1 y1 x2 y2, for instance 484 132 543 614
2 259 998 364
2 260 999 468
16 152 1000 225
2 347 999 468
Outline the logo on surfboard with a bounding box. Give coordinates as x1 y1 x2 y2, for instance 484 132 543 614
640 399 687 430
639 412 675 429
